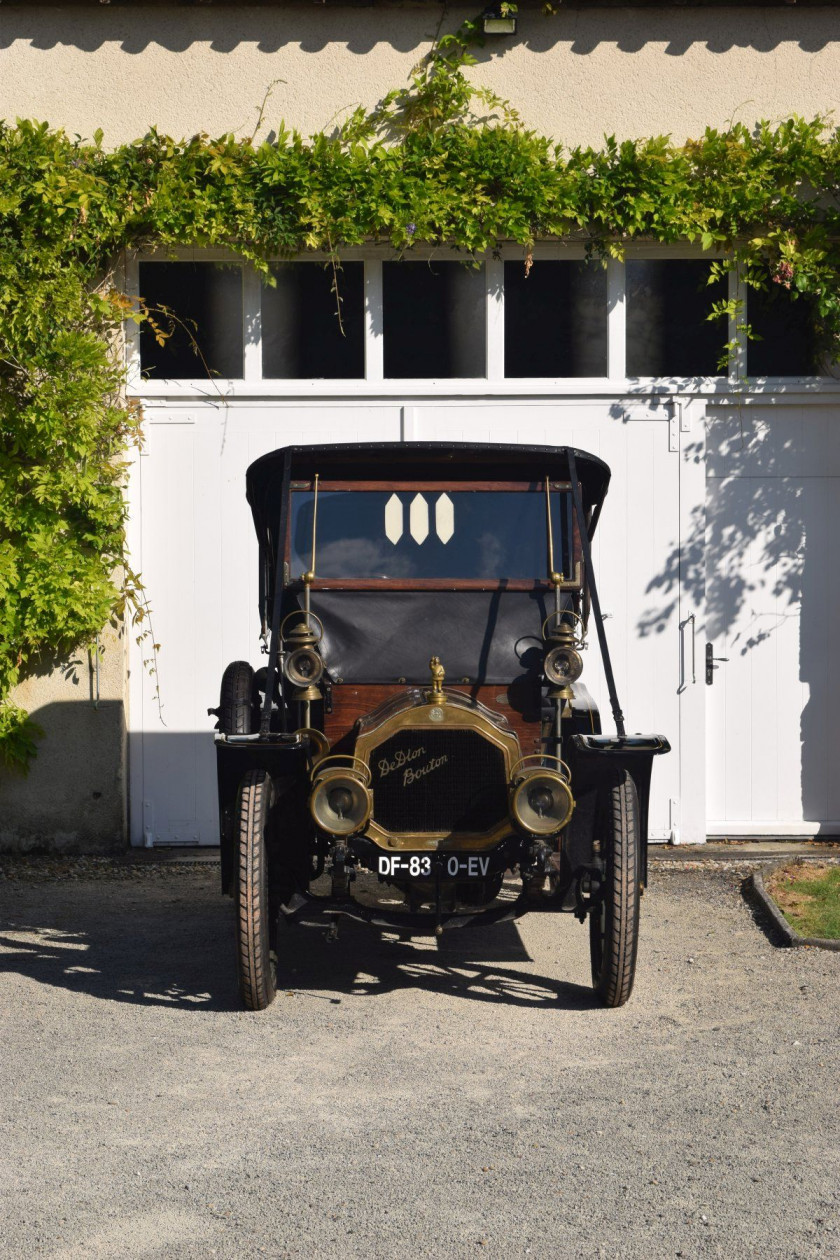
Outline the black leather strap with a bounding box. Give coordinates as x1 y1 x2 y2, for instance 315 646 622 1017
567 449 626 738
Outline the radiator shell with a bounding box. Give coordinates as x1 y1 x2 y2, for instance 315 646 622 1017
354 688 521 851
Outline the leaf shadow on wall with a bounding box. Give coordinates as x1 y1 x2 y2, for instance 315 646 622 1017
636 408 839 830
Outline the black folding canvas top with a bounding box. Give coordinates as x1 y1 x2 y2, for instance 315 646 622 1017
246 441 611 568
245 441 613 690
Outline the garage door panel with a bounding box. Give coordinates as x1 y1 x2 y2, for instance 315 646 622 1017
798 411 840 477
413 404 682 841
132 405 405 844
136 422 204 842
708 410 797 479
707 403 840 834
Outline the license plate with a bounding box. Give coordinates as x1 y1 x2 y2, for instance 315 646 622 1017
377 854 493 880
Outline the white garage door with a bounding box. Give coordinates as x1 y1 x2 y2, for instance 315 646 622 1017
128 403 403 846
706 402 840 835
128 398 695 846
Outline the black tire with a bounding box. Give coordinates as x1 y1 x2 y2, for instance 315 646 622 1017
219 661 256 735
589 771 641 1008
235 769 277 1011
218 662 257 886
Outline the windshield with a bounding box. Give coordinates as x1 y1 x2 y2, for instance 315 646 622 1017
289 484 576 582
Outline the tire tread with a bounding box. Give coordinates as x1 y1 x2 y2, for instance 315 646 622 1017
591 771 640 1008
235 768 276 1010
220 661 255 736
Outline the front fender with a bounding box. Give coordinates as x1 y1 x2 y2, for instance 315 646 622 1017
568 734 671 885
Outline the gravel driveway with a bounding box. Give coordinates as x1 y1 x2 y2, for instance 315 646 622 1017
0 861 837 1260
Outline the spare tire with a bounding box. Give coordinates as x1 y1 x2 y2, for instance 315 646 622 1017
218 661 256 735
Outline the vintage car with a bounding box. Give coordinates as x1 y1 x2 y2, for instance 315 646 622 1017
212 442 669 1011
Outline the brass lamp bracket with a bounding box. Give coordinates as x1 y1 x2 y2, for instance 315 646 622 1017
280 609 324 647
542 609 586 649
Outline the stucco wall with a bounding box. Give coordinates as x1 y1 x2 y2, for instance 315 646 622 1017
1 627 126 852
0 6 837 147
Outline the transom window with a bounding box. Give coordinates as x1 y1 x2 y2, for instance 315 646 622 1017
135 257 823 383
139 261 244 379
262 262 365 379
504 260 607 377
383 262 486 379
625 260 728 377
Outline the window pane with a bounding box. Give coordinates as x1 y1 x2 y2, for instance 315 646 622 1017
291 488 573 581
139 262 243 378
747 286 818 376
383 262 485 378
504 261 607 377
262 262 364 379
626 260 727 377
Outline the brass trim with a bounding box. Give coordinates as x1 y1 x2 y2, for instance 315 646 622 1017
364 818 514 853
545 472 565 588
354 696 521 853
280 609 324 645
306 471 320 582
312 754 372 788
296 727 330 764
542 609 586 646
511 753 571 782
355 699 520 768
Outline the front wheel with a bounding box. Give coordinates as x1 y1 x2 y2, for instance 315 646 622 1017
589 771 641 1008
235 769 277 1010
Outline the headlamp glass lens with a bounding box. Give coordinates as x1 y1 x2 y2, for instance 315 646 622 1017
527 785 554 816
328 786 354 817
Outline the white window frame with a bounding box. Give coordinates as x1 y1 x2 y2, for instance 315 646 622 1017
124 244 839 401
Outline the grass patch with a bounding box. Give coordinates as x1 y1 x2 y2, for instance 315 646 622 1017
766 862 840 940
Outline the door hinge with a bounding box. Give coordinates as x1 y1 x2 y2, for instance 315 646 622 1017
669 409 679 452
669 798 681 845
143 799 155 848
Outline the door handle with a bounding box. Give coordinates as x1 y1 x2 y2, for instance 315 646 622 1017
705 642 729 685
679 613 696 689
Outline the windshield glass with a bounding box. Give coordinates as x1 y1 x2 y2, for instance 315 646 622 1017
290 486 575 581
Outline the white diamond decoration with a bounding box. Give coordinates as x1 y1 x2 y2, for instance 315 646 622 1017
384 493 403 544
409 493 429 544
435 493 454 544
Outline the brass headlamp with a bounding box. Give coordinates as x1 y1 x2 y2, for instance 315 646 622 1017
309 756 372 837
509 755 575 836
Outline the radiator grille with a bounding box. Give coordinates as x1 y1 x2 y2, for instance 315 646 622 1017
369 728 508 834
